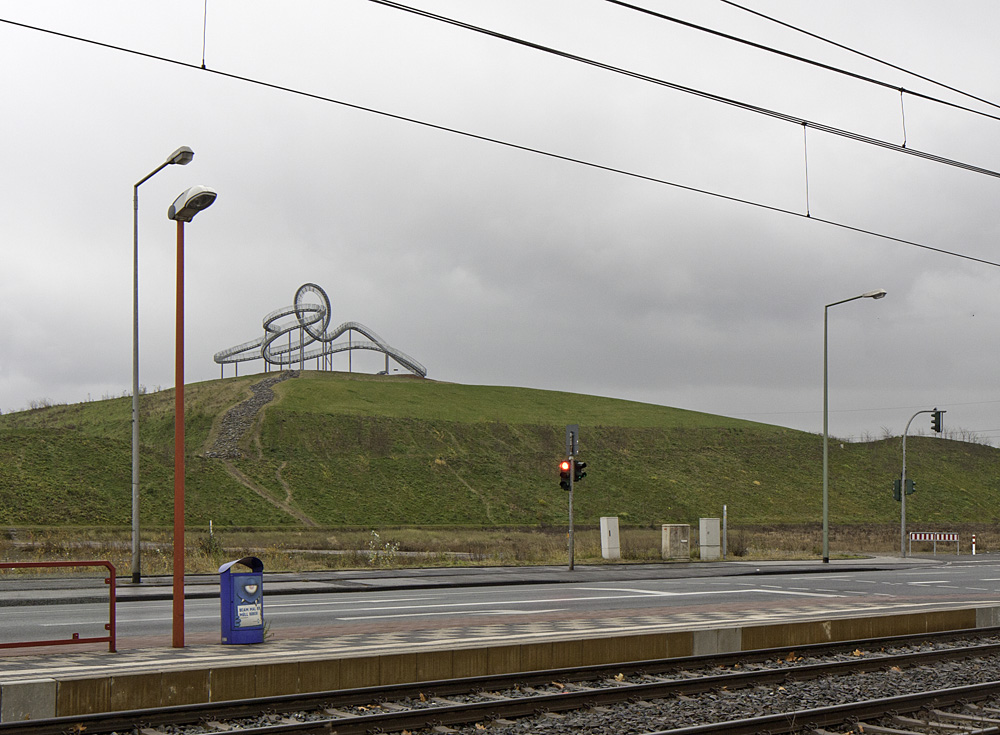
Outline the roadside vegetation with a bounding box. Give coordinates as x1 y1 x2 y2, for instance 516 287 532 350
0 524 991 578
0 371 997 572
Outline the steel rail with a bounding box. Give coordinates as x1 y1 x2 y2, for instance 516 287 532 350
6 628 1000 735
233 645 1000 735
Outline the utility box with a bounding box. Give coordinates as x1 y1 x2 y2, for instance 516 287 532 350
600 517 621 560
699 518 721 561
661 524 690 560
219 556 264 644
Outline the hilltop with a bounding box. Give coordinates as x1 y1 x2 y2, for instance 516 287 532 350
0 371 996 529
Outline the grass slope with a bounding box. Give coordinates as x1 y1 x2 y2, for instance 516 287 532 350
0 371 996 529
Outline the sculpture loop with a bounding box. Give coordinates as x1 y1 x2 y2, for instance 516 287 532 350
214 283 427 377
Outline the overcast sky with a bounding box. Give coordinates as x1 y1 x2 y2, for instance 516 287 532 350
3 1 1000 443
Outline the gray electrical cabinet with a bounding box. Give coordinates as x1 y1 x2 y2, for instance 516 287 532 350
699 518 721 560
600 517 620 560
661 524 690 560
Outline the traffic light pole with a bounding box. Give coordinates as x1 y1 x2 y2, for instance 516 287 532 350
900 408 943 557
567 454 574 571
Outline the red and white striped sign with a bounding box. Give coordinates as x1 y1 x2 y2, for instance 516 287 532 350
909 532 958 542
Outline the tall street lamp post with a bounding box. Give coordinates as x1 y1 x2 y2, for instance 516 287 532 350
132 146 194 585
822 288 886 563
167 185 217 648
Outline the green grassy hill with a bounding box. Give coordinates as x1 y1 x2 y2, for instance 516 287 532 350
0 371 996 529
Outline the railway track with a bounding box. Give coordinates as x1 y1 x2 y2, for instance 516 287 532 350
648 684 1000 734
6 627 1000 735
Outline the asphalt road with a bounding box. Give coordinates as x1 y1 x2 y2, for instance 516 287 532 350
5 558 999 650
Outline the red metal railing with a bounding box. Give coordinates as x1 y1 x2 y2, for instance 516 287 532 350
0 561 116 652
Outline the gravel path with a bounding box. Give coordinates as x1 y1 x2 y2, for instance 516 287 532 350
204 371 297 459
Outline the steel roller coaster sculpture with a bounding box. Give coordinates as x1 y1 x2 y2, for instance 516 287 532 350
213 283 427 378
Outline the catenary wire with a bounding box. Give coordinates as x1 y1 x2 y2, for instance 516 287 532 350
2 15 999 270
603 0 1000 121
366 0 1000 180
719 0 1000 114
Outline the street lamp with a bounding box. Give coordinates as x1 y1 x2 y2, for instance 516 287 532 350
822 288 886 563
132 146 194 586
168 185 217 648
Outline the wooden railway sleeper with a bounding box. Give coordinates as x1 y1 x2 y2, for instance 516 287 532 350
601 676 631 686
894 712 967 731
852 724 927 734
934 707 1000 726
919 708 1000 732
475 691 510 700
964 704 1000 725
430 696 464 706
557 681 597 692
321 707 357 717
201 719 235 731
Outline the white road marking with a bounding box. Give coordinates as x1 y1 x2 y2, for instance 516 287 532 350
572 587 842 598
265 595 444 609
337 608 567 621
40 585 849 629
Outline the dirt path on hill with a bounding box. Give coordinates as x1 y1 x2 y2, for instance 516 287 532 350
218 459 318 527
204 371 318 526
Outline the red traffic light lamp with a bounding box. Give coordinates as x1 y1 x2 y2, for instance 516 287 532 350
559 460 571 491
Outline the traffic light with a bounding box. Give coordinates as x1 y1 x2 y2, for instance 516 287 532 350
931 409 943 433
894 478 916 501
573 460 587 483
559 460 571 491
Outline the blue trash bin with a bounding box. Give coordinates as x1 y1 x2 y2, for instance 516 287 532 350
219 556 264 644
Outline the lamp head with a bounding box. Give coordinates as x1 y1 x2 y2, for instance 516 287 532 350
166 146 194 166
863 289 887 300
168 185 217 222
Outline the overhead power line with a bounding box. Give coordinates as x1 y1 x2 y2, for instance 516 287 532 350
2 15 999 269
603 0 1000 122
718 0 1000 114
367 0 1000 181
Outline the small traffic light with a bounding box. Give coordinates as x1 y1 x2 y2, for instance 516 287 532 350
894 478 915 501
931 409 944 433
559 460 571 491
573 460 587 483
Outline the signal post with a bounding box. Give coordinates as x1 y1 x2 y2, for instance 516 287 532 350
900 408 945 557
561 425 587 571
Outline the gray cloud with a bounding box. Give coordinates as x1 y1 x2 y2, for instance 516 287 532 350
2 0 999 445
